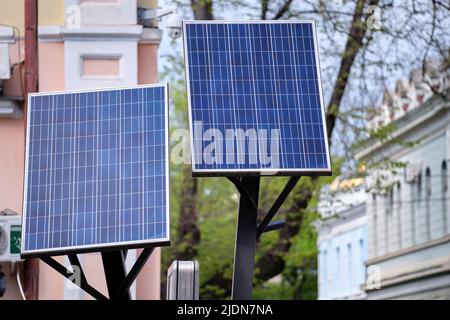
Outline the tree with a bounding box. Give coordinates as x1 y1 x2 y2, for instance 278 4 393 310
163 0 450 299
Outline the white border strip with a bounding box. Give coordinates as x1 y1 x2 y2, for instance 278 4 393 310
21 83 171 257
182 20 332 176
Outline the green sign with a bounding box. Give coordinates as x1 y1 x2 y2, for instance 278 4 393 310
10 225 21 254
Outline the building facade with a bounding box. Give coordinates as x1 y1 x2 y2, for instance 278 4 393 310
0 0 163 300
316 179 368 300
357 62 450 299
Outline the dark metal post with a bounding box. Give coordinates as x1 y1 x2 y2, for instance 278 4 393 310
101 251 131 300
231 176 260 300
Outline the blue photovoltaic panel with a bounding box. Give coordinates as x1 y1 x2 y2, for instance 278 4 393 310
21 84 169 256
183 21 331 176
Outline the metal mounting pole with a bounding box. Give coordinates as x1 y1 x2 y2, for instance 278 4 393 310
231 176 260 300
101 251 131 300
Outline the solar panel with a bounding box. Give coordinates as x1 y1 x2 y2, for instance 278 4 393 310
21 84 170 257
183 21 331 176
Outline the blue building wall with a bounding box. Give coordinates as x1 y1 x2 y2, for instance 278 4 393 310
318 225 367 300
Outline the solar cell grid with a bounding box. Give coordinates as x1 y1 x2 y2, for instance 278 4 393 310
183 21 331 176
22 84 170 257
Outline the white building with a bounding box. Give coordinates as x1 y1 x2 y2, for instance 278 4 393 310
356 62 450 299
316 178 368 300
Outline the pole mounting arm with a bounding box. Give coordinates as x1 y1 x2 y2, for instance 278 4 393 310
227 177 258 212
40 246 156 300
41 256 108 300
227 176 301 238
256 176 300 238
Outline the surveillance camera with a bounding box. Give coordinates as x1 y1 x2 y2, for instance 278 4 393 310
166 13 183 40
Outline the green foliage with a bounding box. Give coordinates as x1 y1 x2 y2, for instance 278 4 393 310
197 211 236 299
253 282 295 300
252 161 341 300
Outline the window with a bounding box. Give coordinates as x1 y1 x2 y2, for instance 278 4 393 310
359 239 365 284
442 161 448 192
410 173 422 245
82 56 120 78
387 187 394 217
425 167 431 196
335 247 341 293
347 243 352 290
323 249 328 296
372 193 378 256
442 161 448 235
417 172 423 194
425 168 431 240
385 188 393 252
397 182 402 248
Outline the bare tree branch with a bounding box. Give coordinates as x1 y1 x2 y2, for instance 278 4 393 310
255 0 381 282
325 0 378 140
273 0 294 20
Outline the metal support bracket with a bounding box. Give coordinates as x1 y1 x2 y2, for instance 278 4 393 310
41 256 108 300
116 247 154 297
40 246 155 300
227 177 258 212
256 176 300 239
262 220 287 233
